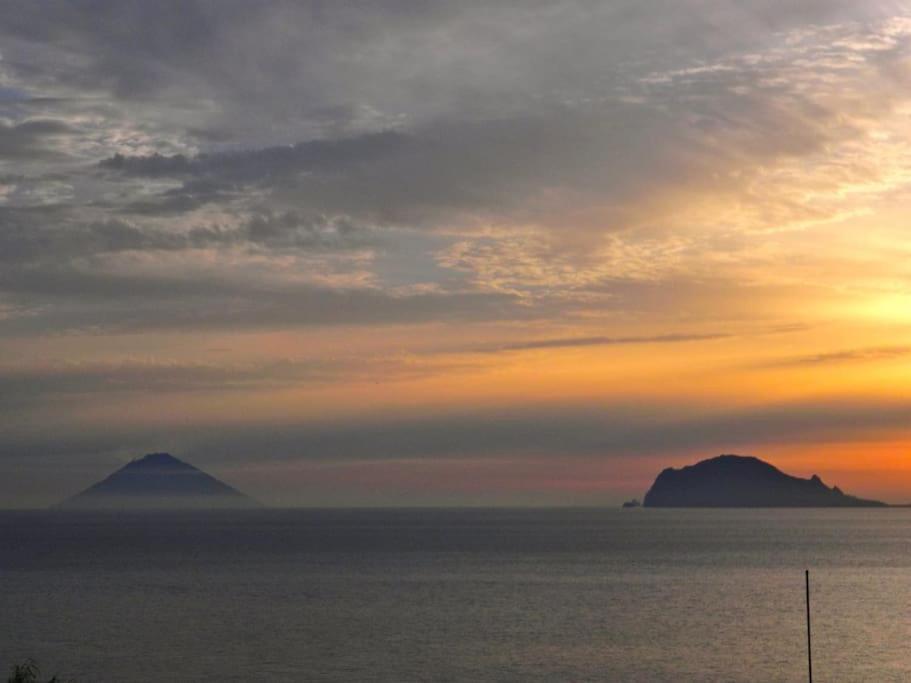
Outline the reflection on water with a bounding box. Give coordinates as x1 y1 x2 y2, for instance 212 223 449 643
2 508 910 682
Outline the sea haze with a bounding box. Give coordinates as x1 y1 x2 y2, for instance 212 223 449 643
2 508 910 682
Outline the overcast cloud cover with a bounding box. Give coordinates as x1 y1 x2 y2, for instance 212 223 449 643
4 1 911 505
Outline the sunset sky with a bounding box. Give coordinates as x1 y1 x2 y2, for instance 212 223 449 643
4 1 911 506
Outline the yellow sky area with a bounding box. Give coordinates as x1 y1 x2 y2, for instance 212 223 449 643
10 4 911 508
54 319 911 430
10 312 911 504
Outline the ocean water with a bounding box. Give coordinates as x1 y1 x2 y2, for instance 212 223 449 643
2 508 910 682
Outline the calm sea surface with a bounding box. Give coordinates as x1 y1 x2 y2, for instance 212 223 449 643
2 508 911 682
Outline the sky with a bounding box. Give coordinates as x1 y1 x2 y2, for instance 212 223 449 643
3 0 911 507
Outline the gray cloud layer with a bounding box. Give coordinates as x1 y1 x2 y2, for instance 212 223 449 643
2 1 910 503
0 0 906 333
5 396 910 490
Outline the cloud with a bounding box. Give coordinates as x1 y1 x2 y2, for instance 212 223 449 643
5 395 911 472
99 131 407 179
0 118 75 159
0 270 528 334
3 1 909 319
5 1 911 504
0 331 736 399
764 346 911 368
94 110 673 226
189 398 911 463
0 207 379 263
0 355 481 410
479 332 732 353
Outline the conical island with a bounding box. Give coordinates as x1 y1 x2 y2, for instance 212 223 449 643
57 452 260 509
643 454 886 507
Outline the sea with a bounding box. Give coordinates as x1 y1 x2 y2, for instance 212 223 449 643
2 508 910 682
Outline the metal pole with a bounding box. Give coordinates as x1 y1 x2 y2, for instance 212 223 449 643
806 569 813 683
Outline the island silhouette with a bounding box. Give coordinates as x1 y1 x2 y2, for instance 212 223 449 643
643 454 886 507
56 452 260 509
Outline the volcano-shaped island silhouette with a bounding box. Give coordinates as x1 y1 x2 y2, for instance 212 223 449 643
643 454 885 507
58 453 260 509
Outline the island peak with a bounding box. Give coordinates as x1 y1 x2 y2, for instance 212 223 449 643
131 452 185 466
56 452 260 510
643 454 885 508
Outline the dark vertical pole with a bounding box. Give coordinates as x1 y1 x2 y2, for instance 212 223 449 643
806 569 812 683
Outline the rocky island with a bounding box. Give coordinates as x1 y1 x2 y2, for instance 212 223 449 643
57 452 260 509
643 454 886 507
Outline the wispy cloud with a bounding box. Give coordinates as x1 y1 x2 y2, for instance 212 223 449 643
478 332 732 353
0 355 482 409
4 1 911 503
763 346 911 368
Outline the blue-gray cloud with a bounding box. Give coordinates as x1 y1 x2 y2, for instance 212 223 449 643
3 0 911 505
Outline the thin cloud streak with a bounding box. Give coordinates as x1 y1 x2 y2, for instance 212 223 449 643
488 333 732 353
759 346 911 368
